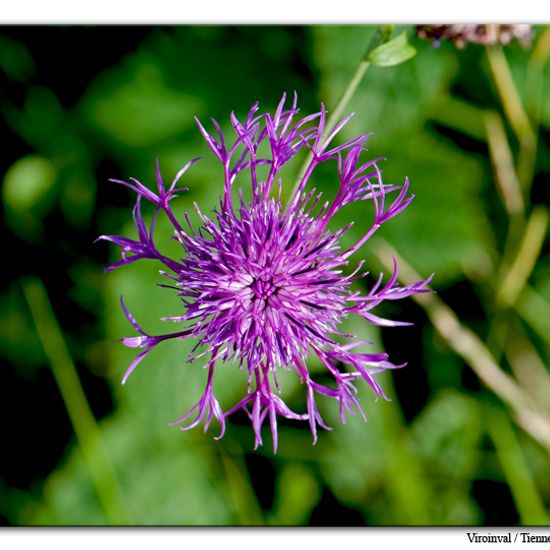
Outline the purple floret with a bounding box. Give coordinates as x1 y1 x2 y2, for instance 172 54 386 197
98 93 432 452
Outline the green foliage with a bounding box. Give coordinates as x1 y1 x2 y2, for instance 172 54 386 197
3 155 56 213
368 32 417 67
2 154 58 242
0 35 34 82
82 62 205 149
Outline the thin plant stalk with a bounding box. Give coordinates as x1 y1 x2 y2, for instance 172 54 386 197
21 277 131 525
484 110 525 221
371 239 550 453
505 321 550 414
291 61 369 197
495 205 549 309
486 205 549 359
487 406 549 524
292 27 389 195
516 285 550 349
486 46 536 193
526 26 550 133
218 444 264 525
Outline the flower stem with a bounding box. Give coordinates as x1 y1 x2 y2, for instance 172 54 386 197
516 285 550 348
291 27 388 196
371 239 550 453
487 406 549 525
21 277 131 525
495 205 549 310
486 46 536 193
219 446 264 525
486 206 549 362
484 110 525 221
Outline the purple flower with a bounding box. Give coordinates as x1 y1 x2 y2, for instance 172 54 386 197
99 94 431 452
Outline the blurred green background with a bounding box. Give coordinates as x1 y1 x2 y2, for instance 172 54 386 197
1 25 550 526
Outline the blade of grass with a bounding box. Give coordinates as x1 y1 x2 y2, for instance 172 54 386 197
371 239 550 453
505 321 550 414
487 406 549 525
486 206 548 360
495 206 549 310
516 285 550 349
379 375 433 524
484 110 525 220
429 94 487 142
21 276 131 525
486 46 536 193
219 449 264 525
526 26 550 129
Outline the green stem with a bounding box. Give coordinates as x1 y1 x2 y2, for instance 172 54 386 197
219 445 264 525
486 46 536 194
372 239 550 452
430 94 487 142
484 110 525 220
486 206 548 363
290 59 370 197
516 285 550 349
495 205 549 310
487 407 549 525
21 277 131 525
526 26 550 130
379 375 432 524
504 320 550 414
323 59 371 142
291 27 388 196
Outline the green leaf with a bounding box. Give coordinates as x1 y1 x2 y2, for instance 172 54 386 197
368 32 416 67
367 131 495 282
2 155 56 213
30 417 236 525
2 154 58 243
0 35 35 82
409 390 483 524
81 62 204 148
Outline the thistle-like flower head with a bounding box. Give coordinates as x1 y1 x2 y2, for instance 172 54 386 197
99 94 431 451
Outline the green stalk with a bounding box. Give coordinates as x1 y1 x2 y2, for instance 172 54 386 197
526 26 550 132
486 206 548 360
291 27 390 196
487 407 549 525
495 206 549 310
430 94 487 142
219 445 264 525
372 239 550 453
504 320 550 413
486 46 536 194
22 277 131 525
516 285 550 349
379 375 432 524
484 110 525 221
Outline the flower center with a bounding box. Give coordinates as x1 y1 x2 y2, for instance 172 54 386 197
250 274 277 301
